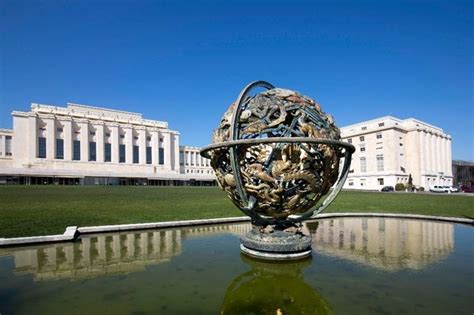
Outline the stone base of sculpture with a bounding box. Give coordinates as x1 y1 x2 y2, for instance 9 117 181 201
240 227 312 260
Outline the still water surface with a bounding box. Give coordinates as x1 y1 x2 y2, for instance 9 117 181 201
0 217 472 314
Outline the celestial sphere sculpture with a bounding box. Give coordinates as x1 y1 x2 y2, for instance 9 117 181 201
200 81 355 260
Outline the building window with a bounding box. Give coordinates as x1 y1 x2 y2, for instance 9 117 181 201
90 131 96 136
399 143 403 147
120 134 125 139
56 139 64 159
180 151 184 165
361 126 367 130
38 137 47 158
360 146 365 152
119 144 126 163
73 140 81 160
377 155 384 171
133 145 139 163
348 181 354 186
146 136 151 141
360 157 367 173
104 143 112 162
159 148 164 165
146 147 152 164
378 122 385 127
57 127 63 133
347 138 352 144
5 136 12 156
378 178 384 185
359 136 365 142
105 133 111 137
376 133 382 139
89 142 97 161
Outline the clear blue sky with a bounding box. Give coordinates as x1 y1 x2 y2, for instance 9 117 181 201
1 0 472 160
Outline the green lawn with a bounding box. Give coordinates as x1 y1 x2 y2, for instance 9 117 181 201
0 186 472 238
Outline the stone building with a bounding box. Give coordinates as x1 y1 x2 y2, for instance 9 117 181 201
341 116 452 190
0 103 214 185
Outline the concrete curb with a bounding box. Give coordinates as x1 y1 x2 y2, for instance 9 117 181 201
0 213 472 247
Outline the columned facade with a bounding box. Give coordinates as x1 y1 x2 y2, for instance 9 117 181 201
342 116 453 190
0 103 215 185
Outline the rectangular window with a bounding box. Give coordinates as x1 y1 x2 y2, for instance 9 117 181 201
347 138 352 144
359 136 365 142
376 133 382 139
146 147 152 164
89 142 96 161
73 140 81 160
179 151 184 165
133 145 139 164
360 157 367 172
104 143 112 162
38 137 47 158
56 139 64 159
360 146 365 152
57 127 63 133
119 144 126 163
378 178 384 185
5 136 12 156
377 155 384 171
159 148 164 165
378 123 385 127
361 126 367 130
348 181 354 186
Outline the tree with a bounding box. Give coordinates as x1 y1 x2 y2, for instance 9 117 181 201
407 174 413 192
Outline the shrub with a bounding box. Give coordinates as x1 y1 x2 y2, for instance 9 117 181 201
395 183 406 191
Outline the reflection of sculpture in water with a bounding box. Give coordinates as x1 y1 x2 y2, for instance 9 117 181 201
221 255 333 315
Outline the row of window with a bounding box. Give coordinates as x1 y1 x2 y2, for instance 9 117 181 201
38 137 165 164
359 155 384 172
347 177 385 187
185 169 213 174
50 127 164 143
347 132 383 144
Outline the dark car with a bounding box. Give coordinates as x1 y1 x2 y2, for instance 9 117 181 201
461 185 474 193
381 186 394 192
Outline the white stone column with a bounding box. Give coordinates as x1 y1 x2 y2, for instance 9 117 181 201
173 133 180 171
430 133 436 173
63 119 72 161
28 116 37 160
418 131 425 175
446 138 452 176
187 151 191 166
124 126 133 164
96 123 104 162
193 151 197 166
138 128 147 165
151 130 159 165
80 121 89 162
45 117 55 160
110 124 119 164
441 137 447 174
163 131 171 170
435 135 441 173
424 131 430 173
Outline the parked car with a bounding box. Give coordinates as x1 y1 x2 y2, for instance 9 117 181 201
429 185 446 193
381 186 394 192
461 185 474 193
443 186 459 193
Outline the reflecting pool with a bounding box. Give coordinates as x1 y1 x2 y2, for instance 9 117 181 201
0 217 472 314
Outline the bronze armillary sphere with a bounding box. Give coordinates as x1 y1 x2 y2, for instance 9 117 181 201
200 81 355 259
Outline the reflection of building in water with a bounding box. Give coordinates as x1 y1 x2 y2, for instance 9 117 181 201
309 218 454 270
0 223 251 281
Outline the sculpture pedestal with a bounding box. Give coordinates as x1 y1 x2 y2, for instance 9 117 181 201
240 228 312 260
